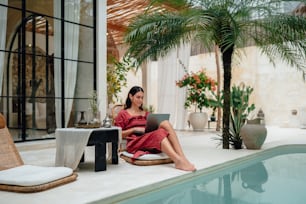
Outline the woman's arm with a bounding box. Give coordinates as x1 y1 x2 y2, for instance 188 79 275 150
121 128 134 139
122 127 145 138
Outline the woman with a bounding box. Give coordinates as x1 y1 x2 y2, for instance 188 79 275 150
115 86 196 171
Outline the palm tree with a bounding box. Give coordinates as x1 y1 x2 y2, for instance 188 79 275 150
124 0 306 149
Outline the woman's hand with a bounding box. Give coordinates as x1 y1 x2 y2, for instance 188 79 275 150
133 127 145 134
122 127 145 138
133 127 145 136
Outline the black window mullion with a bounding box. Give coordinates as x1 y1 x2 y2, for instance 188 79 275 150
61 0 65 128
21 0 26 140
31 15 36 129
93 0 97 91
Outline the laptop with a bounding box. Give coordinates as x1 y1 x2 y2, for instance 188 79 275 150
134 113 170 136
145 113 170 133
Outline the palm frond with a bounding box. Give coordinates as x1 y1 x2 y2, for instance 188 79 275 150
252 15 306 72
125 11 198 64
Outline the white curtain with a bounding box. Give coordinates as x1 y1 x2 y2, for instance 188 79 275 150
0 0 8 97
157 43 191 130
54 0 80 127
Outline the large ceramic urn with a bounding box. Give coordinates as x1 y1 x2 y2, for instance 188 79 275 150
240 118 267 149
189 112 208 131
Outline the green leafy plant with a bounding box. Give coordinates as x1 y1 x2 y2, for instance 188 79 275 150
107 56 137 104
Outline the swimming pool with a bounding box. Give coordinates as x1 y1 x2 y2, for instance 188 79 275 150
112 145 306 204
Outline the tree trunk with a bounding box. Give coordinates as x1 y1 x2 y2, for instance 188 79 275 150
214 45 221 131
221 46 234 149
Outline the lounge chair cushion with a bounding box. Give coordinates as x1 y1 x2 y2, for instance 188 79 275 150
120 151 173 166
0 113 77 193
0 165 73 186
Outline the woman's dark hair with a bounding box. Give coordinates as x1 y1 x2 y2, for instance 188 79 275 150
125 86 144 110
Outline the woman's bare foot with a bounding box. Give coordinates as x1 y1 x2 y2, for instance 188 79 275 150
174 157 196 171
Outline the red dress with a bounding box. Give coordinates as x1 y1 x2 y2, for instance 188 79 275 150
114 109 169 158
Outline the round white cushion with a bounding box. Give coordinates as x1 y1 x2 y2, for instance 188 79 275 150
0 165 73 186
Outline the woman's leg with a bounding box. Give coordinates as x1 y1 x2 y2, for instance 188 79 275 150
160 137 195 171
159 120 185 156
159 121 196 171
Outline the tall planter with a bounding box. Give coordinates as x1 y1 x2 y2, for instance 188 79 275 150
240 119 267 149
189 112 208 131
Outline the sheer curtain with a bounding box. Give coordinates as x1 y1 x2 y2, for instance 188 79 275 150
54 0 80 127
157 43 190 130
0 0 8 97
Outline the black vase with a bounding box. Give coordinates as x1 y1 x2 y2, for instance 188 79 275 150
78 111 87 125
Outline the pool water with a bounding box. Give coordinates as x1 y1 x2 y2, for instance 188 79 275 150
119 145 306 204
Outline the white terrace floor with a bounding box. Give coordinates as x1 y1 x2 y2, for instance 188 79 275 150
1 126 306 204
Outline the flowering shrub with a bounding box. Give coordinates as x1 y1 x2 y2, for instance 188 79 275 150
176 69 217 112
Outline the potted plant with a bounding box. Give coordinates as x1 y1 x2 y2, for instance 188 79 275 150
176 68 218 130
210 107 217 122
229 84 255 149
214 84 255 149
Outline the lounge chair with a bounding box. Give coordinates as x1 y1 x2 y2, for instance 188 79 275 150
0 113 77 193
111 105 173 166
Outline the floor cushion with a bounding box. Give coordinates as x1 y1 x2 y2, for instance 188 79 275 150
0 165 74 186
120 151 173 166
